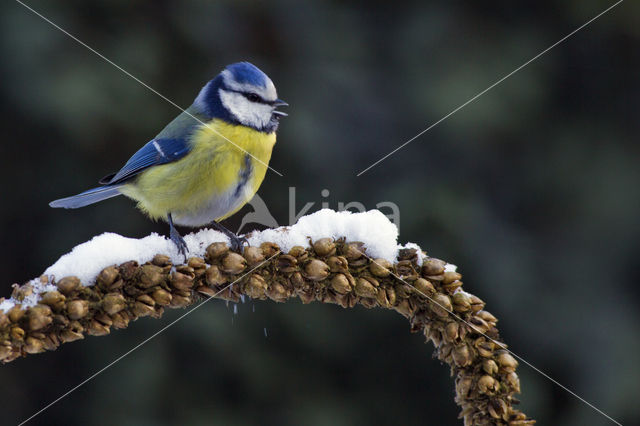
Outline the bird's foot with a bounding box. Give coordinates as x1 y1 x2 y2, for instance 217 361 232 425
170 227 188 260
229 234 248 253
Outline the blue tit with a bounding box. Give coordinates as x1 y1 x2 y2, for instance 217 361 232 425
50 62 288 256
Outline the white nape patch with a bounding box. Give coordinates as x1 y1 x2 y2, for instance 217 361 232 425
0 209 438 313
219 89 273 130
221 69 277 102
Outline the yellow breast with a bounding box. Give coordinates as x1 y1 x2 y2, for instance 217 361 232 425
120 119 276 225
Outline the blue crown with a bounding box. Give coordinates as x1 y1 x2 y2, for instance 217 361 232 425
225 62 269 88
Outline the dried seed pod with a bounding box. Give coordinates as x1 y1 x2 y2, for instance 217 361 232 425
102 293 126 315
152 289 172 306
330 274 351 294
152 254 171 267
384 286 396 306
497 351 518 373
87 320 110 336
477 310 498 325
276 255 297 272
452 292 471 312
304 260 330 281
505 372 521 393
8 306 25 323
394 299 413 318
110 312 130 329
94 313 113 327
427 327 442 346
245 274 268 299
396 260 417 278
289 271 304 287
398 247 418 262
0 344 13 361
456 376 474 399
259 241 280 257
375 287 392 307
0 311 8 329
41 334 59 351
444 322 459 342
327 256 349 273
474 338 495 358
442 271 462 285
488 398 508 420
288 246 306 257
28 305 53 331
187 256 206 270
312 238 336 257
439 343 453 363
469 295 485 312
57 276 81 295
171 271 194 291
442 280 462 293
343 242 365 260
354 278 377 298
265 282 288 302
67 300 89 320
422 258 446 276
452 344 473 367
477 375 498 394
482 359 499 375
243 246 265 266
205 265 226 286
469 316 490 335
60 329 84 343
222 253 247 274
431 293 452 318
40 291 66 311
138 265 165 288
24 337 45 354
413 278 435 297
195 287 214 298
10 326 25 340
133 301 155 317
369 258 391 277
205 242 228 261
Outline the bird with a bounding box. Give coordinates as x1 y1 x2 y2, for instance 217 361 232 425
49 62 287 258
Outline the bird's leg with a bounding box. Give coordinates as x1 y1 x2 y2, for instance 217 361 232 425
168 213 188 260
210 221 248 252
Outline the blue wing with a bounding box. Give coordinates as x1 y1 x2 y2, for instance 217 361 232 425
100 138 191 184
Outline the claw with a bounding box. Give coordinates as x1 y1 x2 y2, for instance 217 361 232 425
229 235 248 253
170 228 188 259
209 220 248 253
168 213 188 261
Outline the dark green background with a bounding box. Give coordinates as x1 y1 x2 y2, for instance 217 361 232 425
1 1 638 425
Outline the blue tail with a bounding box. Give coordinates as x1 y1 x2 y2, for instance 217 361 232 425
49 185 123 209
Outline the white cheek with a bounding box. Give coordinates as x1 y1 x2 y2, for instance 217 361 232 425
219 90 272 129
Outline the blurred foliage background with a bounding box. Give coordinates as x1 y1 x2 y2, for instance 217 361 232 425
1 0 638 425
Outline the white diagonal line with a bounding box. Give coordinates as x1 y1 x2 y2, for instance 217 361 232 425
360 252 621 425
356 0 624 176
18 251 281 426
15 0 283 177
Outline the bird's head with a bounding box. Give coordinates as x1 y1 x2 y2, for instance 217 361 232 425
194 62 288 133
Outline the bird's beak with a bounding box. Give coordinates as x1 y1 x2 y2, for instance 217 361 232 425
272 99 289 107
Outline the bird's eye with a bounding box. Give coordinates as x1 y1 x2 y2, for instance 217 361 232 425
246 93 261 103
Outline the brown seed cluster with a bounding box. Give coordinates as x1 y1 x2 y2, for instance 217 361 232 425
0 238 534 425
